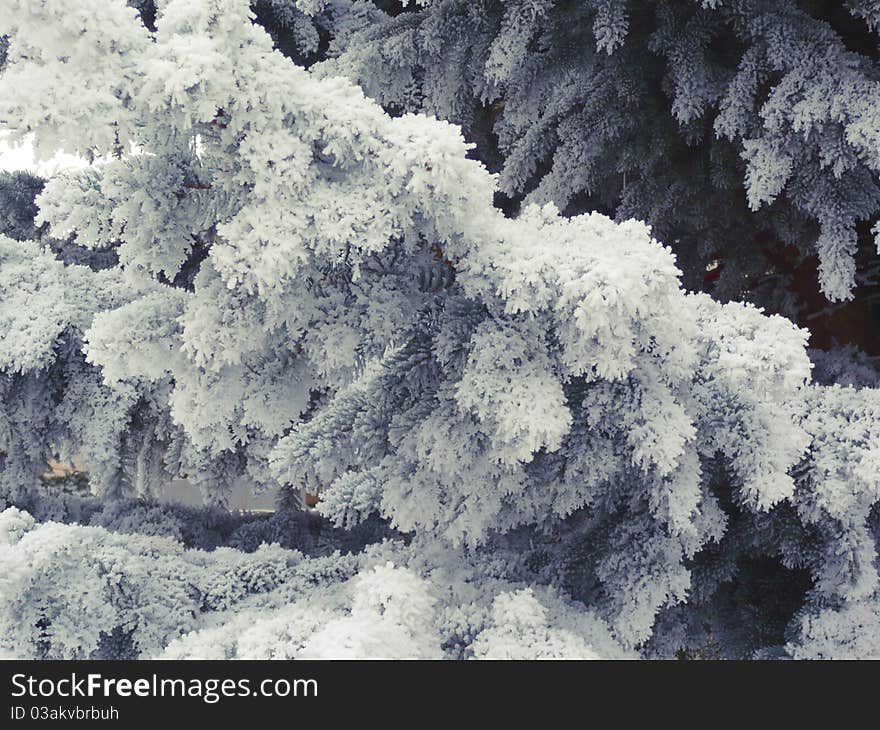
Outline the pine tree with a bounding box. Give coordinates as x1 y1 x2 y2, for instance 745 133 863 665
1 0 879 658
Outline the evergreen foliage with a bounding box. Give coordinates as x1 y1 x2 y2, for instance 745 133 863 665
1 0 879 658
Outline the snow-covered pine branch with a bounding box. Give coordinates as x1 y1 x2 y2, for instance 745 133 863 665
0 0 878 658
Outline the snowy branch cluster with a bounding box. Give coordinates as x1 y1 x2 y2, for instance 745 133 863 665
1 0 880 659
